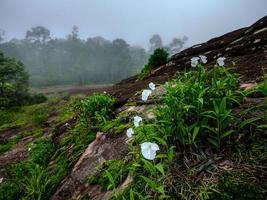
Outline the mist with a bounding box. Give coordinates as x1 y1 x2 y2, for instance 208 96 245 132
0 0 266 87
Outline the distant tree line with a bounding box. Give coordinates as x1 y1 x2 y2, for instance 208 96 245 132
0 26 187 87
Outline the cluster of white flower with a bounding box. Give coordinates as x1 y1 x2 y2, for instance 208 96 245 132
191 55 207 67
125 82 160 160
217 56 226 66
141 82 156 101
191 55 226 67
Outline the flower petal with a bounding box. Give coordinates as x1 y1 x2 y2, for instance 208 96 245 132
149 82 156 91
126 128 134 138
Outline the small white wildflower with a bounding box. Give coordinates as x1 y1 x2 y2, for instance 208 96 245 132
0 177 3 184
191 57 199 67
217 57 226 66
141 142 159 160
199 55 207 64
103 91 107 94
126 128 134 138
141 89 152 101
28 147 31 151
65 122 69 126
148 82 156 91
133 116 142 127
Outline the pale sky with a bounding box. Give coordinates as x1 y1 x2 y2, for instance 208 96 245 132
0 0 266 48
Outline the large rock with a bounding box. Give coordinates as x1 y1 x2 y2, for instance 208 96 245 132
110 16 267 104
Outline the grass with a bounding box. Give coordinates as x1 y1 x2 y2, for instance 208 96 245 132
0 92 114 200
0 63 266 199
96 65 266 199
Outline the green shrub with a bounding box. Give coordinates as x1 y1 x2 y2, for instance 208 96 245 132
29 139 55 166
157 65 239 150
27 93 47 105
0 51 29 109
139 48 168 80
80 92 116 127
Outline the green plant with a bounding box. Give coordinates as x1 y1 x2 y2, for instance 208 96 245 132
22 164 51 200
0 51 29 109
157 65 239 150
88 160 129 192
138 48 168 80
29 139 55 166
80 92 116 127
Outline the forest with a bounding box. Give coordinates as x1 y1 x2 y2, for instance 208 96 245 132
0 26 187 87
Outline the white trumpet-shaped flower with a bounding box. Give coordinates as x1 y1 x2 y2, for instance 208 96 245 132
141 142 159 160
199 55 207 64
217 57 226 66
149 82 156 91
133 116 142 127
126 128 134 138
141 89 152 101
191 57 199 67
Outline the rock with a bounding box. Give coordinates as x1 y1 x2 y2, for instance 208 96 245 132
51 132 129 200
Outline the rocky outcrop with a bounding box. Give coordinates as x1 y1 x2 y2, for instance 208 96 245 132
51 132 129 200
110 16 267 103
51 16 267 199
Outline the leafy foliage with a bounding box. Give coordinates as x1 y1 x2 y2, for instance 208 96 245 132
0 51 29 108
139 48 169 80
157 65 239 149
80 92 116 127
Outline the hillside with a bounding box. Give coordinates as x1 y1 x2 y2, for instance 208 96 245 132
0 16 266 200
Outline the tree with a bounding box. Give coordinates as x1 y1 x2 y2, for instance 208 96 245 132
0 29 5 43
0 51 29 108
149 34 163 53
68 25 79 40
26 26 51 44
168 36 188 55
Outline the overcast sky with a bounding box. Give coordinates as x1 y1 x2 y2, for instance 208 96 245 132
0 0 266 48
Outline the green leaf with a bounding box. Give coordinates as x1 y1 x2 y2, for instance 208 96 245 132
167 146 175 162
141 176 158 190
155 164 165 176
207 137 218 148
240 117 260 129
156 185 165 194
130 189 135 200
220 130 234 139
105 170 115 190
192 126 200 142
257 124 267 129
153 136 167 145
142 159 156 175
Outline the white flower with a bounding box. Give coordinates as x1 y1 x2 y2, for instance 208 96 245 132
141 89 152 101
133 116 142 127
28 147 31 151
199 55 207 64
149 82 156 91
0 177 3 184
141 142 159 160
103 91 107 94
126 128 134 138
191 57 199 67
217 57 226 66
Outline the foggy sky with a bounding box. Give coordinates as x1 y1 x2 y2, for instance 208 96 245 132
0 0 267 48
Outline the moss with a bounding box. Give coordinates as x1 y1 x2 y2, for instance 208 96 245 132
209 171 265 200
88 160 129 192
0 130 34 153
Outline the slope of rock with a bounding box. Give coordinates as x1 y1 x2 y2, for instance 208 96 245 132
50 16 267 199
0 16 266 200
